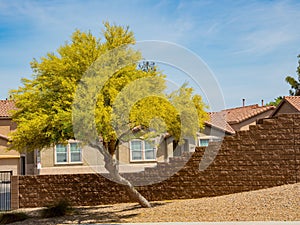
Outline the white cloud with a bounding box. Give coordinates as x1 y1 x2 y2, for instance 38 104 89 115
228 1 300 56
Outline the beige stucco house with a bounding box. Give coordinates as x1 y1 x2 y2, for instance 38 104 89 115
0 98 278 175
0 100 35 175
1 99 272 175
38 135 197 174
0 100 20 175
37 103 276 175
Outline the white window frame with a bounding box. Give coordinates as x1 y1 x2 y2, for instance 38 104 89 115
129 139 156 162
199 139 210 147
55 141 82 165
199 137 222 147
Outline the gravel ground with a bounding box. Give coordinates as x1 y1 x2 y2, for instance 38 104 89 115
7 183 300 224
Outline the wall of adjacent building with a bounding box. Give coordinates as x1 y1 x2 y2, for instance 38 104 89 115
0 119 20 175
39 135 182 174
0 158 19 175
0 119 16 136
272 101 299 117
117 136 169 164
39 145 106 174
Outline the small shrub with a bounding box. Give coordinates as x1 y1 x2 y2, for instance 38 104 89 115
41 199 73 218
0 212 29 224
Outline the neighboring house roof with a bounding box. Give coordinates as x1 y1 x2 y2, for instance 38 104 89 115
284 96 300 111
206 104 275 134
206 112 235 134
270 96 300 117
0 100 16 118
222 104 275 124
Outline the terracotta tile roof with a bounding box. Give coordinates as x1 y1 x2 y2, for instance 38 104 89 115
270 96 300 117
0 100 16 118
206 104 275 133
206 112 235 134
222 104 275 124
283 96 300 111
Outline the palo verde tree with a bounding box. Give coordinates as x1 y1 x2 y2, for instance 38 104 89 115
9 22 208 208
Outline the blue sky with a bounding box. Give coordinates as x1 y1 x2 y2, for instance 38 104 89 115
0 0 300 109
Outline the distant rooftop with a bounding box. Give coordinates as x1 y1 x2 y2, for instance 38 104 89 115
222 104 275 124
206 104 275 134
283 96 300 111
270 96 300 117
0 100 16 118
206 112 235 134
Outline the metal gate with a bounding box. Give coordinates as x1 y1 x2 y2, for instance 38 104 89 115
0 171 12 211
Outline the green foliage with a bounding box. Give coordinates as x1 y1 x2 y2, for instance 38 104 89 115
10 28 102 151
41 199 73 218
266 96 283 106
0 212 29 224
285 54 300 96
269 54 300 106
9 22 135 151
10 22 208 154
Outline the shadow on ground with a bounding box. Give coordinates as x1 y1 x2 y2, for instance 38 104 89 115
9 202 169 225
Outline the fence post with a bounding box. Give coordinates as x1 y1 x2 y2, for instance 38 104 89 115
10 175 19 210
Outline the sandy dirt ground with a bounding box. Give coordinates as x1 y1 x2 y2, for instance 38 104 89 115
8 182 300 224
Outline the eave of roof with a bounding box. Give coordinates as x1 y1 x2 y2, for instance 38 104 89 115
0 155 20 159
204 121 235 135
0 134 9 141
205 112 236 134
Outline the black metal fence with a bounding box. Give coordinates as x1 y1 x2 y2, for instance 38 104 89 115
0 171 12 211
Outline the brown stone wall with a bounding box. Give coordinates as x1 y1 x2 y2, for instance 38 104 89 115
14 114 300 208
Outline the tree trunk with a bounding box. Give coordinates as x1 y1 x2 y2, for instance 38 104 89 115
89 140 151 208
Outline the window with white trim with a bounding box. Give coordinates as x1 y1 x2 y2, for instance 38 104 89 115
55 142 82 164
130 140 156 161
199 139 209 147
199 137 221 147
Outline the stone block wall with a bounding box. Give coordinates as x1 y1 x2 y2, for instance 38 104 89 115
13 114 300 208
